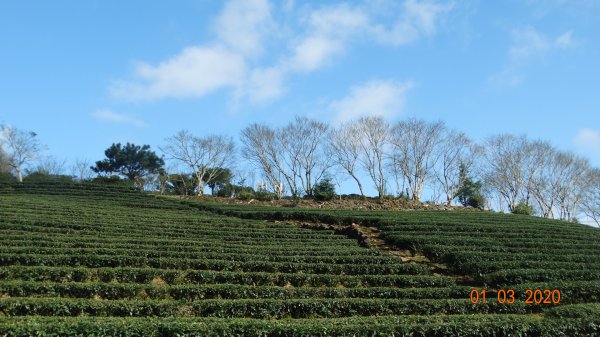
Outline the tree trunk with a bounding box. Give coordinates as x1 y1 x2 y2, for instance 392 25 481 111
16 166 23 183
350 174 365 197
196 174 204 196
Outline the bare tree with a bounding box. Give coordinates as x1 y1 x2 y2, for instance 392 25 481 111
329 121 365 197
162 130 235 196
240 123 287 199
241 118 330 199
388 155 407 198
280 116 330 197
33 156 67 176
70 158 95 181
278 127 302 198
581 168 600 226
390 118 446 201
433 130 478 205
0 125 43 182
528 142 563 218
356 116 389 198
552 153 591 222
482 134 529 212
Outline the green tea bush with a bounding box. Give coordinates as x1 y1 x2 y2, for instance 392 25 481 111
312 178 335 201
512 202 534 215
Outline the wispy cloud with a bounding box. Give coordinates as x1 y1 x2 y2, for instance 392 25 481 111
329 79 414 122
110 0 270 102
241 66 287 104
509 27 574 61
574 128 600 152
286 1 452 74
289 2 369 73
110 46 246 101
91 109 146 128
373 0 454 45
213 0 274 57
555 31 575 48
110 0 452 104
490 26 576 86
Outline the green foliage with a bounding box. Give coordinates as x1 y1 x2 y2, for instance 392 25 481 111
1 182 599 336
92 143 164 184
166 173 197 196
91 175 134 187
0 171 16 183
545 303 600 319
22 172 73 183
254 190 276 201
237 189 255 200
512 201 534 215
2 315 599 337
204 167 232 195
312 177 335 201
456 164 485 209
216 183 255 199
191 199 600 289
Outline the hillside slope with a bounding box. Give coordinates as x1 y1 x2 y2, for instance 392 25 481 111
0 183 599 336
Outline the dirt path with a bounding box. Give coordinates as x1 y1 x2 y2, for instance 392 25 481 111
281 219 476 284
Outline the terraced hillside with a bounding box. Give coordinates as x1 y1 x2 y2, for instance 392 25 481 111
0 183 599 336
192 202 600 286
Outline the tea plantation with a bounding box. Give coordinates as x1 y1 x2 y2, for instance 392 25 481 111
1 183 599 336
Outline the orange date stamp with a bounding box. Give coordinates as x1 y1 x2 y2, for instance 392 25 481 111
469 289 561 305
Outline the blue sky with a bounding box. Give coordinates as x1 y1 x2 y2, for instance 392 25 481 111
1 0 599 190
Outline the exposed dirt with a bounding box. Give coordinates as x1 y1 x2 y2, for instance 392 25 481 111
169 194 481 285
284 220 431 263
150 277 168 286
185 194 480 212
280 219 477 285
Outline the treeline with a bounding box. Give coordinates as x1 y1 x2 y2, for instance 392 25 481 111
1 118 598 225
239 116 599 225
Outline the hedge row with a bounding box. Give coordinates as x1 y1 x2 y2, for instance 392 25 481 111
2 315 599 337
0 254 427 275
0 234 366 253
0 241 380 257
0 281 468 301
0 247 397 265
0 266 453 288
0 297 538 318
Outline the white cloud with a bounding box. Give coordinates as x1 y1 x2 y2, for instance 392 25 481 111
509 26 575 61
111 0 271 101
574 128 600 152
289 36 344 73
282 0 294 13
110 0 452 104
374 0 454 45
244 66 287 104
110 46 246 100
330 80 414 122
287 1 452 73
555 30 574 48
307 3 370 37
288 3 370 73
509 27 551 60
214 0 273 57
92 109 146 128
491 26 576 86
